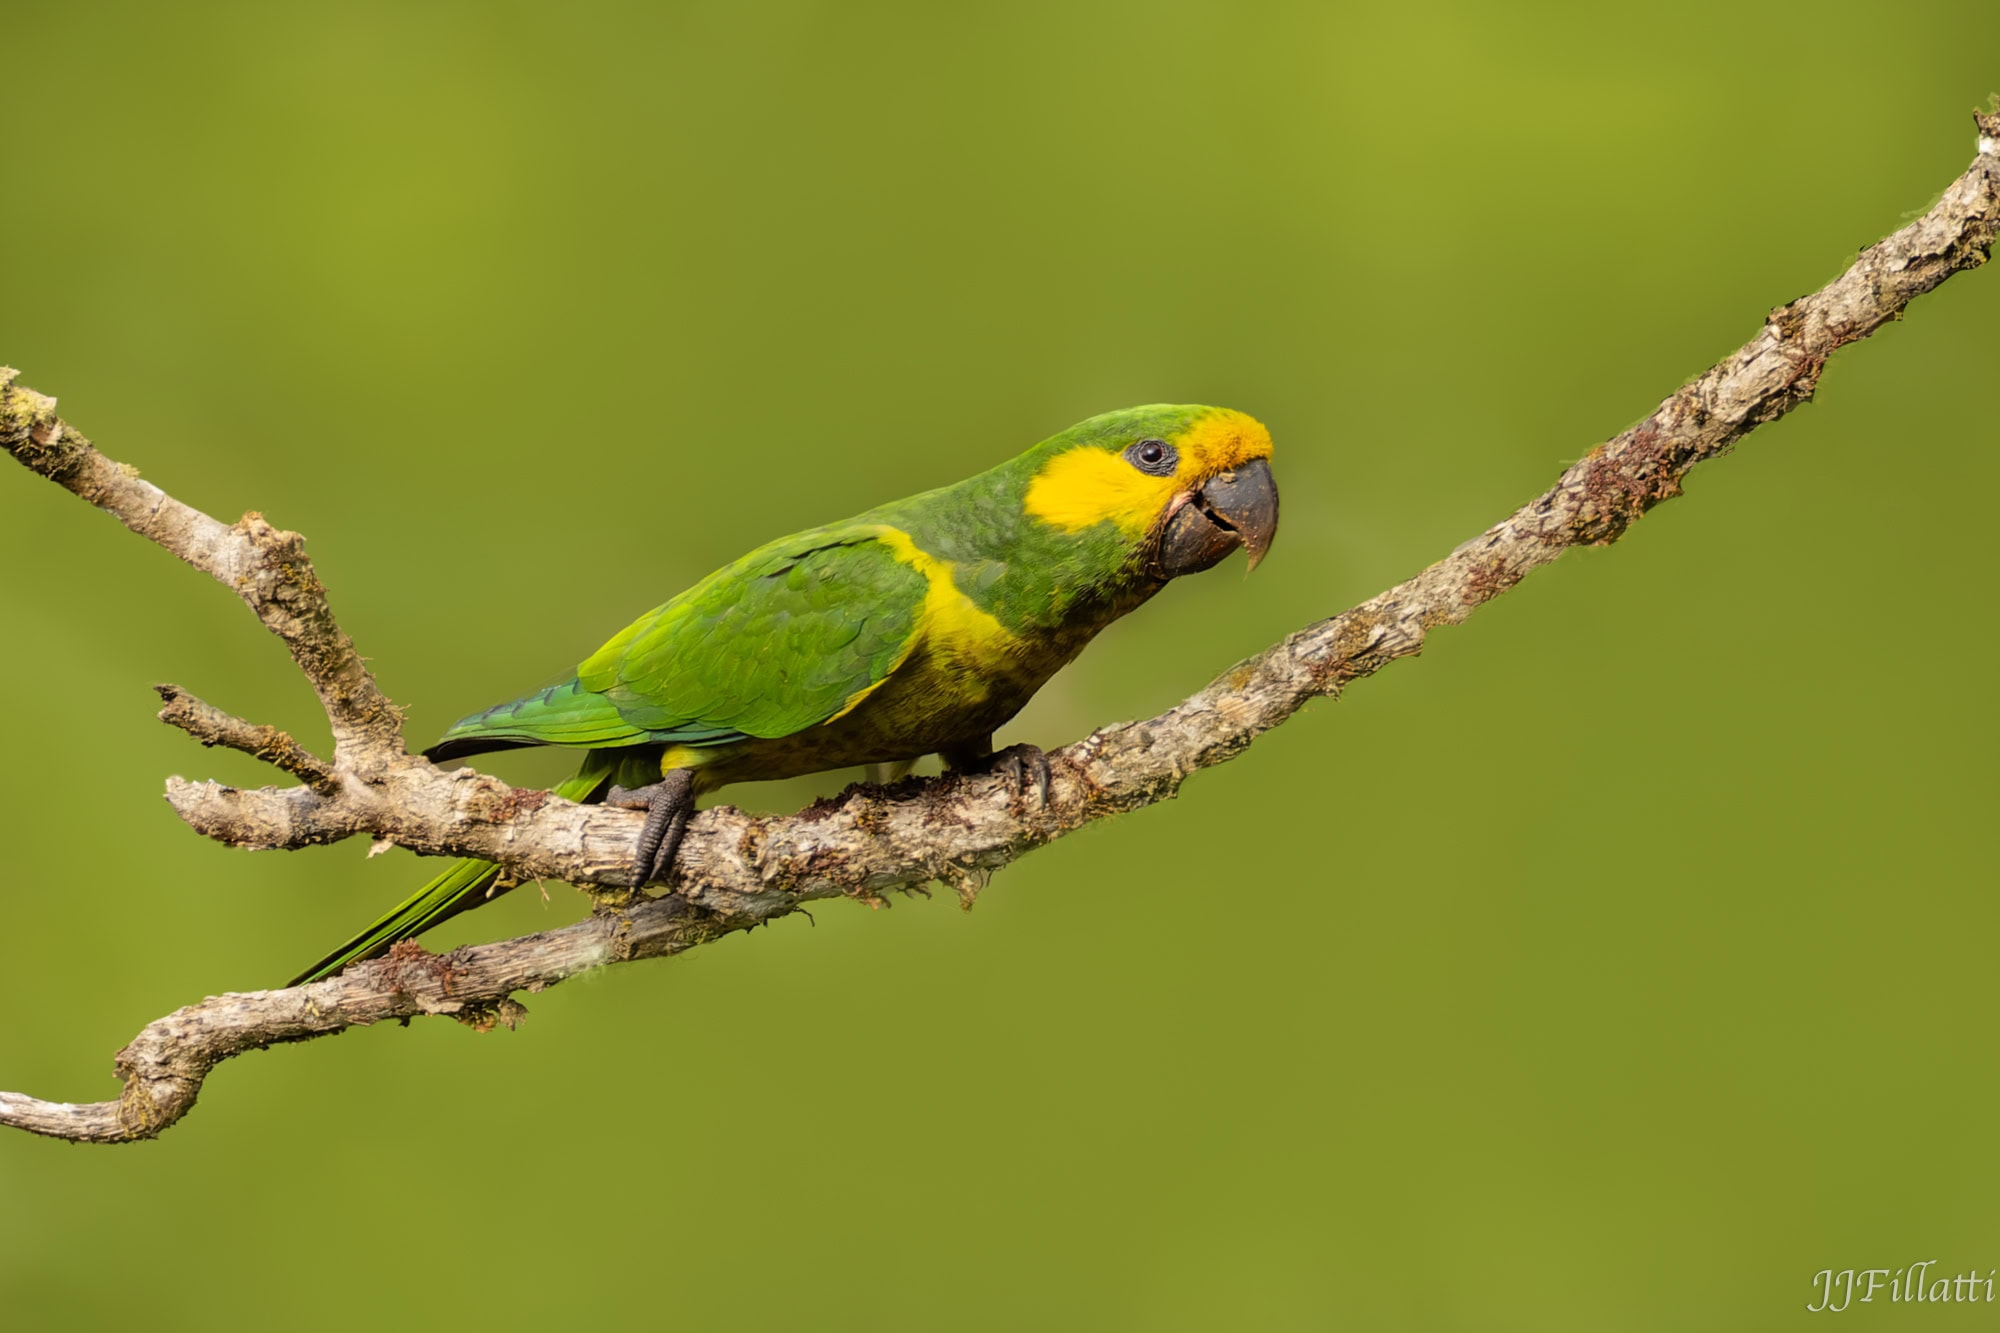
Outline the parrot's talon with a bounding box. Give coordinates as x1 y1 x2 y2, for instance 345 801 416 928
1019 745 1054 806
948 736 1048 800
609 769 696 887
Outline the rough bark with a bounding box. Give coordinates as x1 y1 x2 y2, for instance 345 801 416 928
3 112 1996 1144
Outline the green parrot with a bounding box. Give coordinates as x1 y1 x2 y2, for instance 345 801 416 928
288 404 1278 985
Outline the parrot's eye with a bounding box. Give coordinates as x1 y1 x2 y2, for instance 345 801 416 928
1126 438 1177 476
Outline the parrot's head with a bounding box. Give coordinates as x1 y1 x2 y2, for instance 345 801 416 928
1022 404 1279 581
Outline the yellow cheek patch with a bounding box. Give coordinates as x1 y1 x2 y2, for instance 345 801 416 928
1024 447 1175 535
1024 408 1274 534
1176 408 1274 477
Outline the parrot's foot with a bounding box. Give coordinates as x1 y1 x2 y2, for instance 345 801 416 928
996 743 1052 804
947 742 1052 806
607 768 696 887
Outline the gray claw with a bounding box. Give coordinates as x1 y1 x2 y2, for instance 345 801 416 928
995 743 1051 805
609 768 696 887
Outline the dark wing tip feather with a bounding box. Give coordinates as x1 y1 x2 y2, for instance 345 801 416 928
423 736 542 763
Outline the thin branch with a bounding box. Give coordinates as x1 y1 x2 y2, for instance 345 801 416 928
153 685 340 795
0 381 403 759
3 112 1996 1144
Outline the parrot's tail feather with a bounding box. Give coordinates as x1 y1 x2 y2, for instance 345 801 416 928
285 858 505 987
284 763 620 988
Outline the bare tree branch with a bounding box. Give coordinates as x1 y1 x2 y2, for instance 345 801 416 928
0 383 404 760
152 685 341 795
4 113 1996 1144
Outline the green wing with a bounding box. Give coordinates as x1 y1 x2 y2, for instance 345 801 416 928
431 525 927 756
582 526 926 737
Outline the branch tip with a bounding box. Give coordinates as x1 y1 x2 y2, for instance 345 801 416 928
153 684 340 794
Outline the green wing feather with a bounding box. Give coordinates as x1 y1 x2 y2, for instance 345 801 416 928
583 525 927 738
431 525 927 758
429 676 664 755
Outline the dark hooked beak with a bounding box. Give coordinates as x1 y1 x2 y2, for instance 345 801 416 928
1152 456 1280 579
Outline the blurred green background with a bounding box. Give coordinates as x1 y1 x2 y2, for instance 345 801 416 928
3 1 1995 1328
